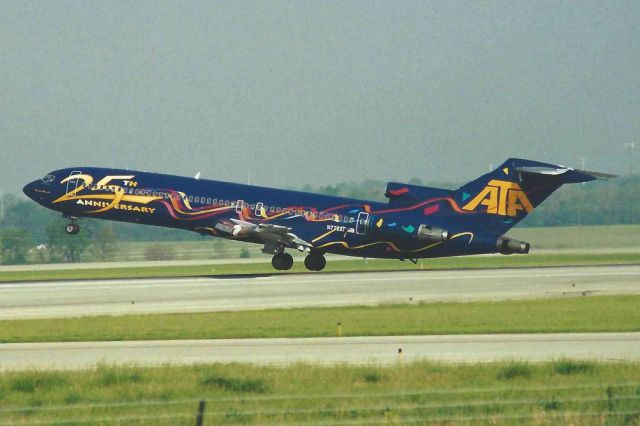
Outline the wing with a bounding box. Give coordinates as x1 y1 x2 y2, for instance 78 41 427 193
215 219 313 253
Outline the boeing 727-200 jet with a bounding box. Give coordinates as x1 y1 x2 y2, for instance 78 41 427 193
23 158 615 271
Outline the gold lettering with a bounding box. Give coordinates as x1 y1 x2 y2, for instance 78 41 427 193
487 180 521 216
463 186 499 214
464 180 534 217
507 189 534 216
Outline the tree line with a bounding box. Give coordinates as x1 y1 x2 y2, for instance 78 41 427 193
1 175 637 264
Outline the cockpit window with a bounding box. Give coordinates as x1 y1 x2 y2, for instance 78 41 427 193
41 174 55 183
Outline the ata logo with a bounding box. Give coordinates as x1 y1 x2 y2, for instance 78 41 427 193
463 180 534 217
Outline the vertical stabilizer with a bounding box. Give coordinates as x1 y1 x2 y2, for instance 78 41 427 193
454 158 615 235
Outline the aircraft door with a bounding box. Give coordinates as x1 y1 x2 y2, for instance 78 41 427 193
235 200 244 214
255 202 264 217
65 171 83 194
355 212 369 235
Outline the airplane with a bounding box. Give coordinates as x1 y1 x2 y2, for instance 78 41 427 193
23 158 615 271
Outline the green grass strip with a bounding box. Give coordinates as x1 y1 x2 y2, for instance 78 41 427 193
2 295 639 343
0 253 637 283
1 361 640 425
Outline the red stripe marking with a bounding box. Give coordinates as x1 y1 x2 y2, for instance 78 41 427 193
423 204 440 215
388 187 410 196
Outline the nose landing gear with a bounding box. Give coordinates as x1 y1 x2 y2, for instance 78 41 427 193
65 217 80 235
304 252 326 271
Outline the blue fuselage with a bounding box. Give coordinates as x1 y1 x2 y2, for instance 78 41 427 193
23 167 499 259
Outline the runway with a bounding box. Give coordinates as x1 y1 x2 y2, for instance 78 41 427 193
1 332 638 371
0 265 638 319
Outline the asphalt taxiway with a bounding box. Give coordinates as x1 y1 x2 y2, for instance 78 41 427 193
1 332 638 371
0 265 638 319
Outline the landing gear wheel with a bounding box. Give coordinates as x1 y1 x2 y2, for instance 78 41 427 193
304 253 326 271
272 252 294 271
65 223 80 235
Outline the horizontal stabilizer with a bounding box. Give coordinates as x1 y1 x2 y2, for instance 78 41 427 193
514 165 618 183
512 166 570 175
572 169 618 180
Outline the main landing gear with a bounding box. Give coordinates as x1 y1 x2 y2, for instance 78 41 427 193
272 252 294 271
266 242 327 272
65 217 80 235
270 251 327 272
304 252 326 272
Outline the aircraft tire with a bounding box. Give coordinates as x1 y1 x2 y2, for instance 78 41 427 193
272 252 294 271
281 252 294 270
65 224 80 235
304 253 326 271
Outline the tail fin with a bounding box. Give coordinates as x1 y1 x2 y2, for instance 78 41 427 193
454 158 616 234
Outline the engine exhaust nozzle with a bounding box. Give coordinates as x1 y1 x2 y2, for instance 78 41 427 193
497 236 530 255
417 225 449 242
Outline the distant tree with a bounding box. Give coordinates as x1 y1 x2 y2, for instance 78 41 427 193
239 247 251 258
0 228 32 264
92 224 118 261
45 218 93 263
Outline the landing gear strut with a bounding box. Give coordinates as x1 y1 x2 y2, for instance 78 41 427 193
304 252 326 271
272 252 294 271
65 217 80 235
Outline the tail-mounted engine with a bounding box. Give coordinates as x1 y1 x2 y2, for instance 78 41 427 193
365 214 449 243
497 236 530 254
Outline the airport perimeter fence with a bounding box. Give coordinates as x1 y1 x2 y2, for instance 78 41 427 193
1 382 639 425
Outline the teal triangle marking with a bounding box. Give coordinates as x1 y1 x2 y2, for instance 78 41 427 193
402 225 415 233
462 192 470 201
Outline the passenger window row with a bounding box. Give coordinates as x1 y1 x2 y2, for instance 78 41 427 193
90 185 354 223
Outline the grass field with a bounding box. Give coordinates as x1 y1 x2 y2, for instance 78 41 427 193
0 252 638 283
2 295 639 343
0 361 639 425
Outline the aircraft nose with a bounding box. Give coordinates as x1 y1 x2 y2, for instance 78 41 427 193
23 180 51 204
23 181 38 199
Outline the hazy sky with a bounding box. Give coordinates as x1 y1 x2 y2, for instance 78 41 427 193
2 1 638 195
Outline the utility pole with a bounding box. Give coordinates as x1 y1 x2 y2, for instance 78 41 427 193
623 143 635 175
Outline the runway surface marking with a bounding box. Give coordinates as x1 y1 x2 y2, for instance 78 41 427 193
1 265 638 319
1 332 638 371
